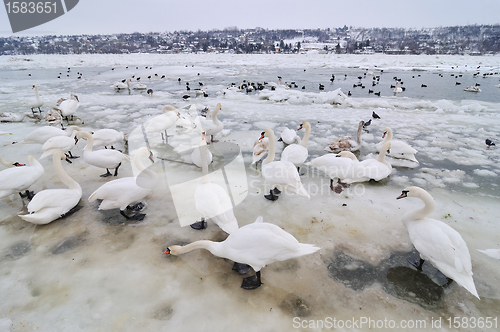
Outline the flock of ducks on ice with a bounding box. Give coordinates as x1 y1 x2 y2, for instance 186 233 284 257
0 78 497 296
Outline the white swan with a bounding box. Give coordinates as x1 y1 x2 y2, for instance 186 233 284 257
132 82 147 90
88 147 156 221
191 131 213 168
23 125 82 144
77 131 130 177
306 151 368 192
57 94 80 119
251 136 269 165
397 186 479 299
324 121 364 153
190 130 238 234
165 216 320 289
146 105 181 142
281 121 311 172
92 129 127 149
45 108 63 127
393 82 403 94
19 151 81 225
111 78 131 90
376 127 418 162
0 112 36 122
26 84 43 114
360 141 392 181
260 129 310 200
0 155 44 200
40 127 81 159
279 127 301 145
198 103 223 143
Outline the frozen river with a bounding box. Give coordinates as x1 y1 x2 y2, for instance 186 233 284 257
0 53 500 331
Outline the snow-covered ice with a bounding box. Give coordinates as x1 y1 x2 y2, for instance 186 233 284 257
0 53 499 331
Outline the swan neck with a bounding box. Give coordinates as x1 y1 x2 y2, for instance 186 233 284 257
175 240 219 255
53 154 80 190
263 131 276 164
384 129 393 143
356 122 363 144
211 106 220 124
403 191 436 222
34 86 40 99
300 123 311 147
0 156 12 167
199 142 210 183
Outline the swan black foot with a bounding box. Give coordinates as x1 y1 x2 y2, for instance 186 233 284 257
407 258 425 271
190 218 207 230
264 189 279 201
100 169 112 177
232 262 252 275
66 151 79 159
127 202 145 212
297 166 304 176
241 271 262 290
60 205 83 218
113 163 122 176
272 188 281 195
19 190 35 200
120 210 145 221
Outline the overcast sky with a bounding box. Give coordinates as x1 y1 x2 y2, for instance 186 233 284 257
1 0 500 37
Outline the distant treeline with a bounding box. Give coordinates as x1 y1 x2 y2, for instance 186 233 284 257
1 25 499 55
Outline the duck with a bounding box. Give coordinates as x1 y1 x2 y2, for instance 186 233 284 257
145 105 181 142
198 103 223 143
92 129 127 149
260 129 310 201
0 112 36 122
306 151 368 193
0 155 44 200
281 121 311 173
485 139 495 149
26 84 43 115
324 121 364 153
18 151 81 225
23 125 82 145
88 147 156 221
376 127 418 162
191 131 213 168
360 141 392 181
40 127 81 159
190 130 238 233
77 131 130 177
278 127 301 145
397 186 480 299
251 136 269 166
165 216 320 289
57 93 80 120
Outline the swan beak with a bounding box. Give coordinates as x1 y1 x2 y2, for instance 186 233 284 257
75 95 79 102
260 131 265 140
397 190 409 199
32 85 35 89
382 132 387 138
65 156 72 164
164 248 171 254
74 137 79 145
13 162 26 167
148 151 155 163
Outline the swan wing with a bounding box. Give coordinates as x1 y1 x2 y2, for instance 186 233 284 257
281 144 308 166
89 177 151 210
